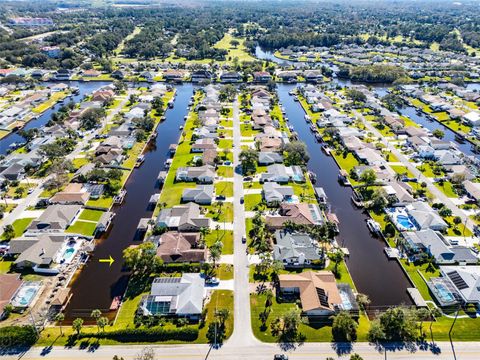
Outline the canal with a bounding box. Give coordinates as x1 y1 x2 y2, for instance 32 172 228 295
277 84 413 308
65 83 193 319
0 81 111 155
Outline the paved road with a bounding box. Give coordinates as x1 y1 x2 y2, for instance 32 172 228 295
8 341 480 359
229 97 258 346
355 110 474 232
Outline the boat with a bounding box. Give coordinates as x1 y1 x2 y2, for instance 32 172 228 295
304 114 311 122
309 124 317 133
289 90 296 95
455 134 465 143
315 133 323 142
281 106 286 114
308 171 317 184
366 219 382 235
109 296 122 311
168 100 174 108
338 169 350 186
164 158 173 168
72 87 80 94
184 115 188 121
293 95 299 101
350 192 364 208
135 155 145 167
384 247 400 259
113 190 127 204
179 125 184 130
322 145 331 155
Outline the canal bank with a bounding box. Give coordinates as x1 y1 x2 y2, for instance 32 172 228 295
64 84 193 319
277 84 413 308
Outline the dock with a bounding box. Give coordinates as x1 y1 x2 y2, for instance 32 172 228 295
149 193 160 205
407 288 428 308
384 247 400 259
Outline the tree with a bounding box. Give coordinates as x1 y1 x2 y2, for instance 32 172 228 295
97 317 109 333
230 39 240 48
80 108 105 130
2 224 15 241
270 308 304 342
199 226 210 248
55 313 65 335
359 168 377 187
346 89 367 103
72 318 83 336
328 249 344 277
356 293 371 311
123 242 163 275
239 148 258 175
350 354 364 360
331 311 358 342
284 141 310 166
453 216 462 230
368 307 417 342
432 129 445 139
209 240 223 268
369 188 387 210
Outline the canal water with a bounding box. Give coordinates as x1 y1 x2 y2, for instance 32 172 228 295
0 81 111 155
65 84 193 319
277 84 413 308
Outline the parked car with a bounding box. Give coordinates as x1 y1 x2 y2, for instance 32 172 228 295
274 355 288 360
243 176 252 181
240 196 244 204
205 277 220 285
242 236 247 244
216 195 226 200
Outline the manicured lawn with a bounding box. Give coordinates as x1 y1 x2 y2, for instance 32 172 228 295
205 229 233 254
86 196 113 209
1 218 34 239
216 264 234 280
32 91 68 113
78 209 104 222
218 139 233 149
240 123 259 137
244 194 262 211
332 151 360 173
390 165 415 178
434 181 457 198
213 32 256 63
205 202 234 223
250 293 370 342
72 157 89 169
0 260 13 274
66 221 97 236
215 181 234 198
197 290 234 343
443 216 472 237
217 166 233 178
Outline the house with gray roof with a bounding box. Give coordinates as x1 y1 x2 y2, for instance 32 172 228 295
406 202 448 231
262 183 294 205
273 230 321 267
27 205 82 233
156 203 211 232
258 152 284 166
182 185 214 205
139 273 205 319
403 229 477 264
260 164 305 184
175 165 215 184
439 266 480 305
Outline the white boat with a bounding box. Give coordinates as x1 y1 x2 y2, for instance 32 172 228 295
322 145 331 155
135 155 145 167
179 125 184 130
366 219 382 235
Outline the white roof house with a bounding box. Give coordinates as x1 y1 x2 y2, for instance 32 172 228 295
463 111 480 126
440 266 480 304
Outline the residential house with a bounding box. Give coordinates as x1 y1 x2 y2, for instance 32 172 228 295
266 203 323 229
155 232 207 263
49 183 90 205
258 152 284 165
260 164 305 183
139 273 205 319
262 183 295 205
257 136 283 152
191 138 217 153
463 180 480 202
463 111 480 127
176 165 216 184
0 274 23 318
156 203 211 231
438 266 480 305
220 72 242 83
406 201 448 231
181 185 214 205
253 71 272 83
274 230 321 267
278 271 345 316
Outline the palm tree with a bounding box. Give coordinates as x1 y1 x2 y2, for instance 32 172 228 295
209 240 223 268
199 227 210 248
97 317 109 333
55 313 65 336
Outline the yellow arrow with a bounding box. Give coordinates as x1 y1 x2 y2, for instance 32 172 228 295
98 255 114 266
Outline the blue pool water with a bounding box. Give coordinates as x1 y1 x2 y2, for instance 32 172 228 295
63 247 76 260
435 283 455 302
396 214 416 230
16 287 37 306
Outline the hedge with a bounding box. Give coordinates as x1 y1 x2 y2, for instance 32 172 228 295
76 327 198 343
0 326 38 348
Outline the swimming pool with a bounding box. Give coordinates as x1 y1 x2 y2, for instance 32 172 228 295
339 289 353 310
434 283 455 303
11 283 41 307
63 247 76 259
396 214 416 230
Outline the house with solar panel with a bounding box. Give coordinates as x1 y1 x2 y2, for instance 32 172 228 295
139 273 205 320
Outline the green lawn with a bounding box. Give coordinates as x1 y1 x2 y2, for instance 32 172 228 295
78 209 104 222
213 32 256 63
86 196 113 209
66 221 97 236
216 264 234 280
197 290 234 343
217 166 233 178
434 181 457 198
1 218 34 239
205 202 234 223
390 165 415 178
215 181 234 198
218 139 233 149
332 151 360 173
0 260 13 274
244 194 262 211
250 293 370 342
205 229 233 254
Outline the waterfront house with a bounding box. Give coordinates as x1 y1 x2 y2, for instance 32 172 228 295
403 229 477 264
91 89 115 103
274 230 321 267
251 108 272 129
463 180 480 202
260 164 305 183
278 271 344 316
155 232 207 263
0 274 22 319
220 71 242 83
163 70 184 81
257 136 283 152
463 111 480 127
181 185 214 205
258 152 284 165
139 273 205 319
191 138 217 153
383 182 415 205
354 148 385 166
262 183 295 205
191 70 212 83
27 205 82 233
253 71 272 83
437 266 480 305
156 203 211 231
175 165 215 183
406 202 448 231
49 183 90 205
266 203 323 229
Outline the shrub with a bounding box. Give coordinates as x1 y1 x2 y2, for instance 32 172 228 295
0 326 38 348
75 327 198 343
